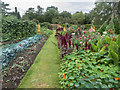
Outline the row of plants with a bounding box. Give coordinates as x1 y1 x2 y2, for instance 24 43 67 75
56 23 120 88
1 34 43 67
2 16 37 42
58 50 120 88
40 27 53 38
1 16 54 67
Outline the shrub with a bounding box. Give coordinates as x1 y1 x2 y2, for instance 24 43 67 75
41 27 53 37
40 22 52 28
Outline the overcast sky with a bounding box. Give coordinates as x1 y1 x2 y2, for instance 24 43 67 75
2 0 96 16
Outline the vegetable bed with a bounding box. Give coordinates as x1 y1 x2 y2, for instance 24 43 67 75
1 34 42 67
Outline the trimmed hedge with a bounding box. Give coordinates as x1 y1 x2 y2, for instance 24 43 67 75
2 16 37 42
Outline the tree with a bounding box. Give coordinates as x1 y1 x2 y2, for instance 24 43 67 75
59 11 71 18
36 5 44 16
11 7 21 19
1 2 11 16
89 2 120 25
46 6 58 11
22 8 36 20
72 11 85 25
44 8 59 23
52 16 71 24
83 13 91 24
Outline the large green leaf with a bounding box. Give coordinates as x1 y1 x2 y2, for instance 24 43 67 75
100 46 106 55
116 34 120 46
91 43 98 52
111 51 119 65
105 36 111 44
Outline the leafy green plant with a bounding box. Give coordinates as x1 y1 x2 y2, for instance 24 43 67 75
41 22 52 28
108 34 120 65
11 63 25 72
113 16 120 34
41 27 53 37
91 37 107 54
58 49 120 88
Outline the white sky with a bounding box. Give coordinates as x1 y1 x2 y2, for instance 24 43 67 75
2 0 97 16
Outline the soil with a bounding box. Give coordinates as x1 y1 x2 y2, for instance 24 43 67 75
1 37 48 89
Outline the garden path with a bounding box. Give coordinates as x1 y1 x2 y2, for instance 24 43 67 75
17 30 60 88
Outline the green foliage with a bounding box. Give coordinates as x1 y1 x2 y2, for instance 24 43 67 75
108 51 119 65
113 16 120 34
2 16 36 41
98 21 107 35
116 34 120 45
84 24 92 29
91 37 107 54
41 27 53 37
89 2 119 25
1 2 11 16
59 11 71 18
108 39 120 65
58 50 119 88
41 22 51 28
10 7 21 19
105 20 115 32
91 43 98 52
72 11 85 25
91 35 120 65
44 8 59 23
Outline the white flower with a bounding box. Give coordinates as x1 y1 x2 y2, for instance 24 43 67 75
72 33 75 36
102 35 105 37
79 42 82 44
103 31 107 35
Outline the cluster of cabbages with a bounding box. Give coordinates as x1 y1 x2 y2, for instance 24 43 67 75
1 35 42 67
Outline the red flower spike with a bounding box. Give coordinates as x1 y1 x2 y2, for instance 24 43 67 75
88 44 91 49
75 44 78 50
69 39 71 48
73 43 74 48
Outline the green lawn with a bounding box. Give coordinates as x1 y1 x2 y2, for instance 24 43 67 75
17 30 60 88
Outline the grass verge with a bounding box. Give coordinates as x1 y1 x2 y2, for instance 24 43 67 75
17 30 60 88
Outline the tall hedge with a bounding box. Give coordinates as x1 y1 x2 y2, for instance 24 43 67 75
2 16 37 41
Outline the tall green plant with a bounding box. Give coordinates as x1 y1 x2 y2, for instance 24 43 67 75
113 16 120 34
108 34 120 65
91 36 110 54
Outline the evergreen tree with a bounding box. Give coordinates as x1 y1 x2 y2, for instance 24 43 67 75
1 2 11 16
